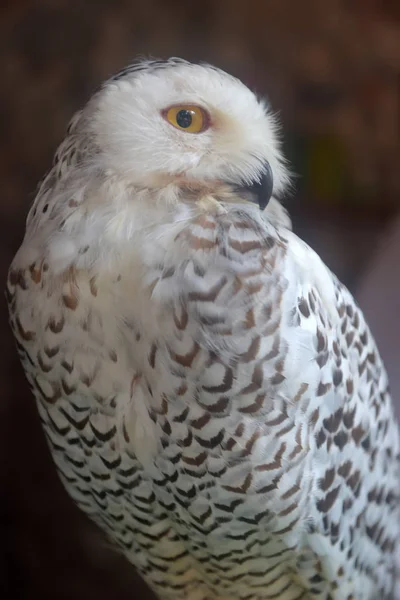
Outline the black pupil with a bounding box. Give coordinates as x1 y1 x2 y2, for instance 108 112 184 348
176 109 193 128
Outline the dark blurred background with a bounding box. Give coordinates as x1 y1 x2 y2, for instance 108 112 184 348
0 1 399 598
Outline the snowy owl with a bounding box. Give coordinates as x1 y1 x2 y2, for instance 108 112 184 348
7 58 400 600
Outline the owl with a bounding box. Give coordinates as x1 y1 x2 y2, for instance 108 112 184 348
7 58 400 600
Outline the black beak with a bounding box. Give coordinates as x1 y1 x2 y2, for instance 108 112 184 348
240 161 273 211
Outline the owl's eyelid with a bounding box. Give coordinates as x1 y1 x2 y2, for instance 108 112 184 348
161 102 207 114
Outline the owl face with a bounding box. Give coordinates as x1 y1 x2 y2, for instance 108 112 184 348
87 59 289 204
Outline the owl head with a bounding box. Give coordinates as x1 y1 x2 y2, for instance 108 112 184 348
75 58 289 210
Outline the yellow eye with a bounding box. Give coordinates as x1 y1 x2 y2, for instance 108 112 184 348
164 105 208 133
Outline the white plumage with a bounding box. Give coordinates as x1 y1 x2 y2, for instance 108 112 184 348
7 58 400 600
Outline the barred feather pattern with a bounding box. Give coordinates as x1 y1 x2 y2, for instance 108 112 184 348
7 185 400 600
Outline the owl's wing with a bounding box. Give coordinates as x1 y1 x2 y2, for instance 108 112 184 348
149 203 400 598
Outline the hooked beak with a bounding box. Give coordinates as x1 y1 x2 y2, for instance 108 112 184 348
238 161 274 211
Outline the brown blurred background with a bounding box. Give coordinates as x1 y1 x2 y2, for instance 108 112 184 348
0 1 399 598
